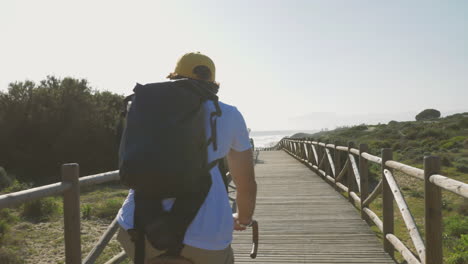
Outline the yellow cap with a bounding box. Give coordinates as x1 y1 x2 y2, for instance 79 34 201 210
168 52 216 82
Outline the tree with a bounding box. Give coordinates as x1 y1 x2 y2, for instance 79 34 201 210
415 109 441 121
0 76 124 184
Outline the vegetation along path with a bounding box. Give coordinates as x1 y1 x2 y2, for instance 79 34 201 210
231 150 394 263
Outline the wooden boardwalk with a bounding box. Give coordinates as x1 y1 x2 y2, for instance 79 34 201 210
232 151 395 264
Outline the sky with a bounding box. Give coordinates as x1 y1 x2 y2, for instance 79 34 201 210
1 0 467 131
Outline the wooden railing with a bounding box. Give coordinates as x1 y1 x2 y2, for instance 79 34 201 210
0 139 258 264
0 165 124 264
279 137 468 264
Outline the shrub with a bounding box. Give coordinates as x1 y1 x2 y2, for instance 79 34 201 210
0 219 10 240
441 155 452 167
415 109 441 121
2 180 31 193
447 235 468 264
419 128 447 139
21 197 61 221
94 199 122 220
455 158 468 173
444 215 468 237
459 118 468 129
82 204 92 220
457 199 468 216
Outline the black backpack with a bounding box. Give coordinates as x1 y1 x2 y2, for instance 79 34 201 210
118 79 221 263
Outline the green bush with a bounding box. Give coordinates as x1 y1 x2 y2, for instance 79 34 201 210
21 197 61 221
94 198 122 220
2 180 31 194
0 219 10 241
444 215 468 237
459 118 468 128
82 204 92 220
419 128 448 139
447 235 468 264
457 200 468 216
455 158 468 173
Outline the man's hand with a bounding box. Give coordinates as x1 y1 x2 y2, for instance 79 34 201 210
233 213 251 231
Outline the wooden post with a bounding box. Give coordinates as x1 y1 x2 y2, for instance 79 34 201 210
424 156 442 264
381 149 394 258
62 163 81 264
347 142 355 203
306 138 313 165
324 141 331 177
334 141 341 190
300 139 306 161
359 144 369 221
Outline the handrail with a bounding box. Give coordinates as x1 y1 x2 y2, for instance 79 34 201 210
0 182 72 210
361 152 382 164
385 160 424 180
278 137 467 264
430 174 468 199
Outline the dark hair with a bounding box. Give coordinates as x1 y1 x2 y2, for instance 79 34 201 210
167 65 220 94
192 65 212 81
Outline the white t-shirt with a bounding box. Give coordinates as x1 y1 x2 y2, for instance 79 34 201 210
117 100 252 250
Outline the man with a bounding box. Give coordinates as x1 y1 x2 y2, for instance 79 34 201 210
116 52 257 264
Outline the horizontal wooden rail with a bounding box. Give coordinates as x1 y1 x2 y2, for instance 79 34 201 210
79 171 120 187
0 182 72 210
430 174 468 199
336 146 348 152
360 152 382 164
349 148 360 155
385 160 424 180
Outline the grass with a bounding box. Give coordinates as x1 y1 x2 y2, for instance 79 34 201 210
0 183 129 264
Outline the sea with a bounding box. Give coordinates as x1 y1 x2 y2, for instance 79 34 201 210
250 130 317 148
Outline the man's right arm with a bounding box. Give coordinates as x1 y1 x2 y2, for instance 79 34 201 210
227 148 257 231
